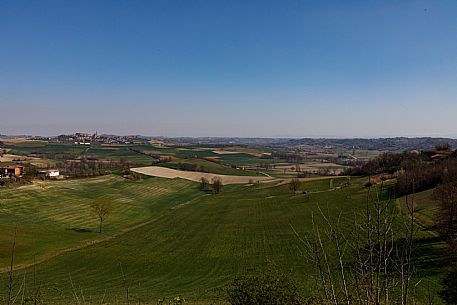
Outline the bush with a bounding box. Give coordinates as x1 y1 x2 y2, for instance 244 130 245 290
157 296 185 305
227 271 302 305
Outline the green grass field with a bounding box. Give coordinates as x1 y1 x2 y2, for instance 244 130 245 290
158 158 262 176
0 176 202 268
0 175 446 304
215 153 275 165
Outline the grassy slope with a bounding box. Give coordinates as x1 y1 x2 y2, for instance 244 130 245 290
159 158 261 176
0 176 202 267
216 153 274 165
86 146 155 164
6 142 86 156
0 177 446 304
396 189 447 301
2 177 366 304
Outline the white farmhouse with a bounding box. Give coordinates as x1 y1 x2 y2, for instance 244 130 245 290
38 169 60 178
47 169 60 177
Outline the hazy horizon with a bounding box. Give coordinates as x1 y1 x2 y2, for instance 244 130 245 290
2 0 457 137
3 131 457 140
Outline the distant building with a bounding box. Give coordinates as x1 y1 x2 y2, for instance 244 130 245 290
0 166 24 178
37 169 60 178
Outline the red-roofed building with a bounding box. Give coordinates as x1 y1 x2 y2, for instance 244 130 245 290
0 166 24 178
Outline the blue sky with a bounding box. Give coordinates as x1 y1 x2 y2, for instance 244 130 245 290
1 0 457 137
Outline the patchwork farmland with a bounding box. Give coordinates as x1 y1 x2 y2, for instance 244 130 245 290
0 138 450 304
130 166 273 184
0 174 444 304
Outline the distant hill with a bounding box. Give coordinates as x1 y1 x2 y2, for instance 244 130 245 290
2 133 456 152
163 136 457 152
0 134 31 139
286 137 457 151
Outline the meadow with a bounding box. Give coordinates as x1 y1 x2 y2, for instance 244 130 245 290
0 175 445 304
0 176 202 268
158 157 262 176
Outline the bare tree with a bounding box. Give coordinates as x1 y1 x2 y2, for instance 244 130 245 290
7 229 17 305
211 177 223 194
200 177 209 191
300 181 418 305
91 198 113 233
289 178 301 193
4 227 28 305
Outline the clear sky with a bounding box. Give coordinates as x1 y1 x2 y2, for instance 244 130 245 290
1 0 457 137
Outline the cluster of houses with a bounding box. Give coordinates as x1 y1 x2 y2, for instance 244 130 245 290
55 132 144 145
0 165 24 178
0 165 60 179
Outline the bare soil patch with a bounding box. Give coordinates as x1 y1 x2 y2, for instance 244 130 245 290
0 154 40 162
130 166 274 184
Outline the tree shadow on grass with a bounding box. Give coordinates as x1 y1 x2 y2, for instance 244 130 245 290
345 235 447 278
411 235 448 277
65 227 94 233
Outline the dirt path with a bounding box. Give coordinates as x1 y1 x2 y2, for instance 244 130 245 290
258 171 273 178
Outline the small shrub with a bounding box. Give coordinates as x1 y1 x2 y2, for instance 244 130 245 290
157 296 185 305
227 270 302 305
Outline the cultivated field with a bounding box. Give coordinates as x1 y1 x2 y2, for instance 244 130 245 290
271 161 348 175
0 177 443 304
0 153 40 162
0 140 446 304
0 175 202 268
159 157 262 176
131 166 274 184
